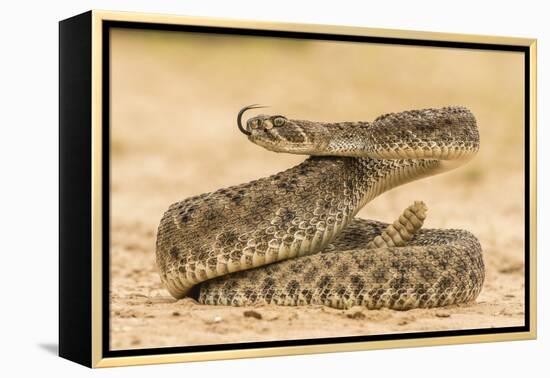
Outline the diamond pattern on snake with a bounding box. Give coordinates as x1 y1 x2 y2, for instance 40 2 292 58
156 106 484 310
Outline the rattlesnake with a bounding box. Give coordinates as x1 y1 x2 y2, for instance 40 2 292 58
156 106 484 310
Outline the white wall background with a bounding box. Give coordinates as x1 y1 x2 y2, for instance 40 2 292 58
0 0 547 376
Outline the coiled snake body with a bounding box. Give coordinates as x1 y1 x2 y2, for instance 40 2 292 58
156 106 484 310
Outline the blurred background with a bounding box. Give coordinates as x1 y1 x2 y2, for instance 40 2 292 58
109 28 525 350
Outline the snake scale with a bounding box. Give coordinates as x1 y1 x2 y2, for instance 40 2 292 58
156 106 484 310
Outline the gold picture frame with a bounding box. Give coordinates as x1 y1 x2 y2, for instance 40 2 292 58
59 10 537 368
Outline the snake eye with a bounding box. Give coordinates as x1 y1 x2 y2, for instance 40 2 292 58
273 117 286 127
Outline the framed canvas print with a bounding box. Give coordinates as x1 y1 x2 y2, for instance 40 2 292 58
59 10 537 368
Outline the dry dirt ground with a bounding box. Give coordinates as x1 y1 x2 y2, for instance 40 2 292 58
109 29 526 350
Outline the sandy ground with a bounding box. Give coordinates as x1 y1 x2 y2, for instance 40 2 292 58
109 29 526 350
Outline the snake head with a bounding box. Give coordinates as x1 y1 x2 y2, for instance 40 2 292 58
237 105 330 155
248 115 330 155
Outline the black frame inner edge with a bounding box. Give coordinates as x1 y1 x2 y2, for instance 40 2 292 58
101 20 531 358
